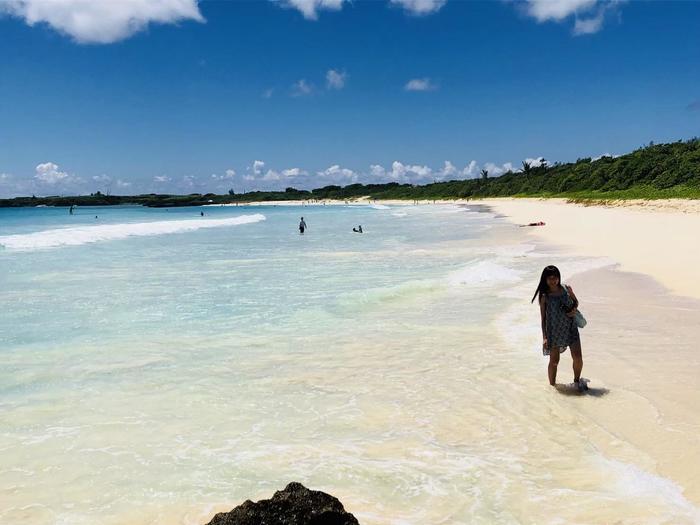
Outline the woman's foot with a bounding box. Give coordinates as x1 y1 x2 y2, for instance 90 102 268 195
574 378 589 392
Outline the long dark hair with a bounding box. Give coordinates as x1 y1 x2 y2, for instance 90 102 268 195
531 265 561 303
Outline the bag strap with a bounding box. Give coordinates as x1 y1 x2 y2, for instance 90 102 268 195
563 284 578 308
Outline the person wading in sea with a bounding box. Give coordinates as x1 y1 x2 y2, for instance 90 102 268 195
532 265 587 391
299 217 307 235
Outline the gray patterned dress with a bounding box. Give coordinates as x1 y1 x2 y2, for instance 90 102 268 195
544 285 579 355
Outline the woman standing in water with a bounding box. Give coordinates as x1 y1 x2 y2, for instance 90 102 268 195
532 265 587 391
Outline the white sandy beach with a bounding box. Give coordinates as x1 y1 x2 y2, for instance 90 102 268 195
476 197 700 507
472 198 700 300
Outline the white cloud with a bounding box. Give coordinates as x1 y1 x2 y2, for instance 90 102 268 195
211 169 236 180
521 0 623 35
317 164 358 183
92 174 111 184
261 170 282 181
0 173 28 198
277 0 345 20
592 152 620 161
524 156 547 168
154 175 171 183
484 162 514 176
404 78 438 92
281 168 306 177
2 166 131 197
258 168 306 181
390 0 446 16
277 0 445 19
181 175 196 188
262 88 274 99
462 160 478 178
0 0 204 44
370 164 386 178
243 162 308 185
34 162 70 184
428 160 501 181
573 12 604 35
326 69 347 90
391 161 433 181
368 160 498 184
291 79 313 97
29 162 87 194
483 163 500 176
524 0 597 22
252 160 265 176
436 161 458 180
372 161 434 183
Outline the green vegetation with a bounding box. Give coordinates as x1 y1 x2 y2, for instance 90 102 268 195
2 139 699 207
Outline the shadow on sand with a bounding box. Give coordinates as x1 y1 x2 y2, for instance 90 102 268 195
555 383 610 397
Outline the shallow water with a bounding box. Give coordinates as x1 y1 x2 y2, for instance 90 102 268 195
1 204 698 524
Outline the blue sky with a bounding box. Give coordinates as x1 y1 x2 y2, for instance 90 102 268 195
0 0 699 197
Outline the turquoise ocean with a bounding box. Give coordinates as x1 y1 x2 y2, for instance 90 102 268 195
1 204 699 524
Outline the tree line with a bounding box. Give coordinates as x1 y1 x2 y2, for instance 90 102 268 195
1 138 698 207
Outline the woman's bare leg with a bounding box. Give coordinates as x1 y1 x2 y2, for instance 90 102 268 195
570 339 583 382
548 348 560 386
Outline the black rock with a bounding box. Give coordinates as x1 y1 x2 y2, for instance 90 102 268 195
204 482 360 525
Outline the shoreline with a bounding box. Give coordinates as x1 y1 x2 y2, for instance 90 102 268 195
469 197 700 300
227 196 700 300
8 194 700 214
480 200 700 509
559 266 700 507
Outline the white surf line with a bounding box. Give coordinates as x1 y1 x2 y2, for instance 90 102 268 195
0 214 266 251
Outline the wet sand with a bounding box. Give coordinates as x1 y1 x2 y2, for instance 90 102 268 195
565 267 700 506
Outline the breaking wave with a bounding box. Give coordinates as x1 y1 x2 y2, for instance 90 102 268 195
0 214 266 251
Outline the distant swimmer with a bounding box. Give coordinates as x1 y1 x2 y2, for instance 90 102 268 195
520 221 545 227
352 225 363 233
201 211 204 217
69 205 74 215
95 215 98 219
299 217 307 235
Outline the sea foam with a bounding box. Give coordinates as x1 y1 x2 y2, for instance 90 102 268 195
600 457 700 521
448 260 524 287
0 214 266 251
